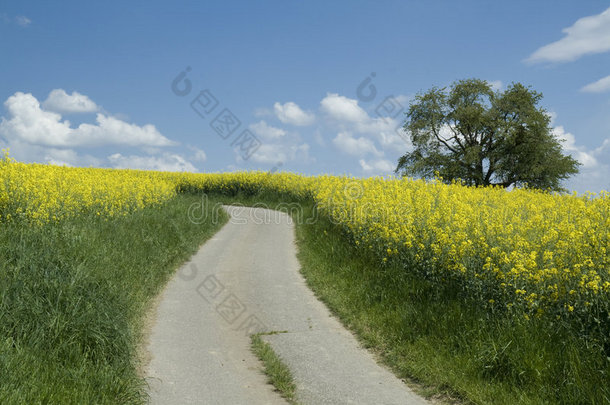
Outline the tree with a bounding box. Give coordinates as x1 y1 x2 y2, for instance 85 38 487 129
395 79 580 191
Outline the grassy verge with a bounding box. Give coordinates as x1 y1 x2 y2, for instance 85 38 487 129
4 184 604 404
0 194 228 404
207 192 609 405
251 333 299 404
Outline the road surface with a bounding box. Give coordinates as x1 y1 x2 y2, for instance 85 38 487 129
145 205 429 405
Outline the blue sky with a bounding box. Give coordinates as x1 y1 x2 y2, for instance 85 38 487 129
1 1 609 192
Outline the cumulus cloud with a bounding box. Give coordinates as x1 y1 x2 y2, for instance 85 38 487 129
44 148 80 167
247 142 310 165
108 152 197 172
0 92 174 148
320 93 369 123
564 144 610 193
527 7 610 63
0 90 190 172
356 116 408 153
320 93 409 155
250 120 286 140
235 116 311 166
43 89 99 113
581 75 610 93
555 125 598 169
332 131 382 157
247 144 288 165
552 122 610 193
188 146 207 162
0 138 103 168
254 93 409 173
273 101 315 126
76 114 174 147
376 127 410 154
359 158 395 175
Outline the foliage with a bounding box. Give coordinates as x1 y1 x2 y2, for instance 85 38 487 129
0 155 227 403
395 79 580 191
1 154 608 403
293 201 610 404
1 155 606 329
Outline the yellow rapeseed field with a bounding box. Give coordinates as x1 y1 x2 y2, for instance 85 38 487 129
0 151 175 224
2 153 608 323
312 176 610 321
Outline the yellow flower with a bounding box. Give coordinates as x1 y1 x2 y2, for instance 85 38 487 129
2 150 608 323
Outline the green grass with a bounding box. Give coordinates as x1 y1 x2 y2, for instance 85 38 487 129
2 186 608 404
208 191 610 405
0 194 228 404
251 332 299 404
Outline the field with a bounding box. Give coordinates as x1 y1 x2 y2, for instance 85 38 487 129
1 153 609 403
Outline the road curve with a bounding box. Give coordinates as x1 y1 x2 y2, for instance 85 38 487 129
145 205 429 405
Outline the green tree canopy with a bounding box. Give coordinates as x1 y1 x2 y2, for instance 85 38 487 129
396 79 579 191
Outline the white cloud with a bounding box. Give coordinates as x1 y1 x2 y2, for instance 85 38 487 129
108 152 197 172
248 144 289 164
376 127 410 154
0 90 198 174
188 146 207 162
581 75 610 93
0 138 103 168
76 114 175 147
320 93 369 123
237 117 311 166
553 123 610 193
250 120 286 140
488 80 503 91
555 125 598 169
357 117 409 153
527 7 610 63
15 16 31 27
273 101 315 126
359 158 395 175
392 94 411 107
564 143 610 193
247 142 310 165
44 148 79 167
332 131 382 157
1 92 71 146
0 92 174 148
43 89 99 113
316 92 409 177
320 93 409 155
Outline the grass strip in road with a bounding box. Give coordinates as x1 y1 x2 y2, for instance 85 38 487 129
251 332 299 405
0 194 228 404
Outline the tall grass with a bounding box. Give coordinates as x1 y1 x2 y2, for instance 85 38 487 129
203 190 610 404
0 194 227 403
293 201 610 404
1 159 607 404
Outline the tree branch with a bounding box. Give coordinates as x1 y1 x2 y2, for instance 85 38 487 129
431 125 459 154
446 123 466 152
